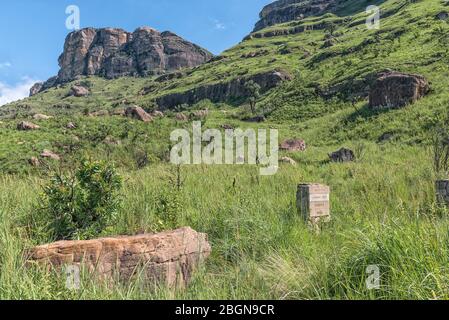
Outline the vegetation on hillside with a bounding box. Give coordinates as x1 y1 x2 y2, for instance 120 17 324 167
1 0 449 299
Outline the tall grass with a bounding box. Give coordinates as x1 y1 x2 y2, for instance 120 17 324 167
0 143 448 299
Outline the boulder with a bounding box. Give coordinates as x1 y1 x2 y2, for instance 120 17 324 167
26 227 211 288
221 124 234 130
244 115 266 123
436 11 449 20
152 110 164 118
29 157 40 167
191 109 209 119
40 150 60 161
33 114 52 120
70 85 90 97
175 113 189 121
89 110 109 117
279 156 297 165
125 106 153 122
280 139 306 152
66 122 77 129
329 148 355 163
111 109 126 116
103 136 122 146
378 132 394 143
17 121 40 131
369 71 430 109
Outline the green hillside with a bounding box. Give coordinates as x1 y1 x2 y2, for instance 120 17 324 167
1 0 449 173
1 0 449 300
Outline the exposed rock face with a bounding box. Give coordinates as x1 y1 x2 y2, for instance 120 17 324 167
253 0 339 32
280 139 306 152
17 121 40 131
33 27 213 93
156 70 292 109
125 106 153 122
29 82 44 96
27 227 211 287
329 148 355 162
369 71 430 109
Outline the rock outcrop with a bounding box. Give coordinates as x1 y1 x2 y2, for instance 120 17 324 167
329 148 355 162
70 85 90 97
253 0 339 32
155 70 292 109
27 227 211 288
280 156 297 165
369 71 430 109
33 114 52 120
125 106 153 122
35 27 213 94
29 82 44 96
40 150 60 161
280 139 306 152
17 121 40 131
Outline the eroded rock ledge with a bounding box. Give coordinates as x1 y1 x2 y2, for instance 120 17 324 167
155 70 292 109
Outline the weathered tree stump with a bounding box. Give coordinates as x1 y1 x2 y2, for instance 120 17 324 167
297 184 330 225
27 227 211 289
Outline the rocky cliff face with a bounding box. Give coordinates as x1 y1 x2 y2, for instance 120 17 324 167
34 27 213 94
253 0 339 32
155 70 292 109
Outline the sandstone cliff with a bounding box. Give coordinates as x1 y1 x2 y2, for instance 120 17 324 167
34 27 213 94
253 0 339 32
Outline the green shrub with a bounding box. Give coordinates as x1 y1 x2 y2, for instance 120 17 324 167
42 160 122 240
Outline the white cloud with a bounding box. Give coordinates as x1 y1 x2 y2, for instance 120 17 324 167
0 77 40 106
213 19 226 30
0 62 12 69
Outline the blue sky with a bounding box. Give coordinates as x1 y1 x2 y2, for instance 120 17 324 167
0 0 273 105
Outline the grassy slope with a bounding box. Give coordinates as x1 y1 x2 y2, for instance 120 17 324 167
0 0 449 299
1 0 449 172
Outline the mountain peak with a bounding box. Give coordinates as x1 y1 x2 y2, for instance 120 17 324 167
35 26 213 94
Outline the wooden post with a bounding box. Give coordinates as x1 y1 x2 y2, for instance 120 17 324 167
297 184 330 225
436 180 449 206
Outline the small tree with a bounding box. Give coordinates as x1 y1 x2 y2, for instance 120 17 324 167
245 80 261 114
42 160 122 240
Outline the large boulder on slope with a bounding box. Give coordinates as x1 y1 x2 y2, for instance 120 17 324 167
27 227 211 288
369 71 430 109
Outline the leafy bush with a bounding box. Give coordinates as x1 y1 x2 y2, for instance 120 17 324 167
42 160 122 240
